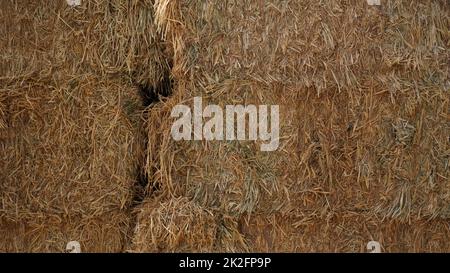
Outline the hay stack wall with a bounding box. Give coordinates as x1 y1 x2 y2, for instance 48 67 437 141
133 0 449 252
1 0 448 252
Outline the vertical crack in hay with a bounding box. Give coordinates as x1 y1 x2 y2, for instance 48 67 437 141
132 69 173 205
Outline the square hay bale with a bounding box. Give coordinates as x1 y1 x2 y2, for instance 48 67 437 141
0 211 130 253
0 0 169 86
0 73 144 222
155 0 388 89
147 79 306 214
145 0 449 224
144 82 296 215
129 197 217 252
233 212 450 252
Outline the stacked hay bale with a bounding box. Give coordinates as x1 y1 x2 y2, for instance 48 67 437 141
0 0 167 252
0 73 144 252
0 0 169 85
130 197 217 252
131 0 449 252
366 1 450 221
2 0 448 252
0 212 130 252
236 213 450 252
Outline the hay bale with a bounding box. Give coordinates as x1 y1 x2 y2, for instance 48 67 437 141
0 0 169 86
145 0 449 222
155 0 387 87
362 1 450 220
144 89 293 216
130 197 217 252
0 73 144 222
234 212 450 252
0 211 130 252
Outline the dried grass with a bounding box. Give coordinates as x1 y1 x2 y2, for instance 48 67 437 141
0 0 169 86
147 0 449 216
0 0 163 252
0 73 143 222
235 212 450 252
130 197 217 252
1 0 448 252
0 211 130 252
139 0 449 251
